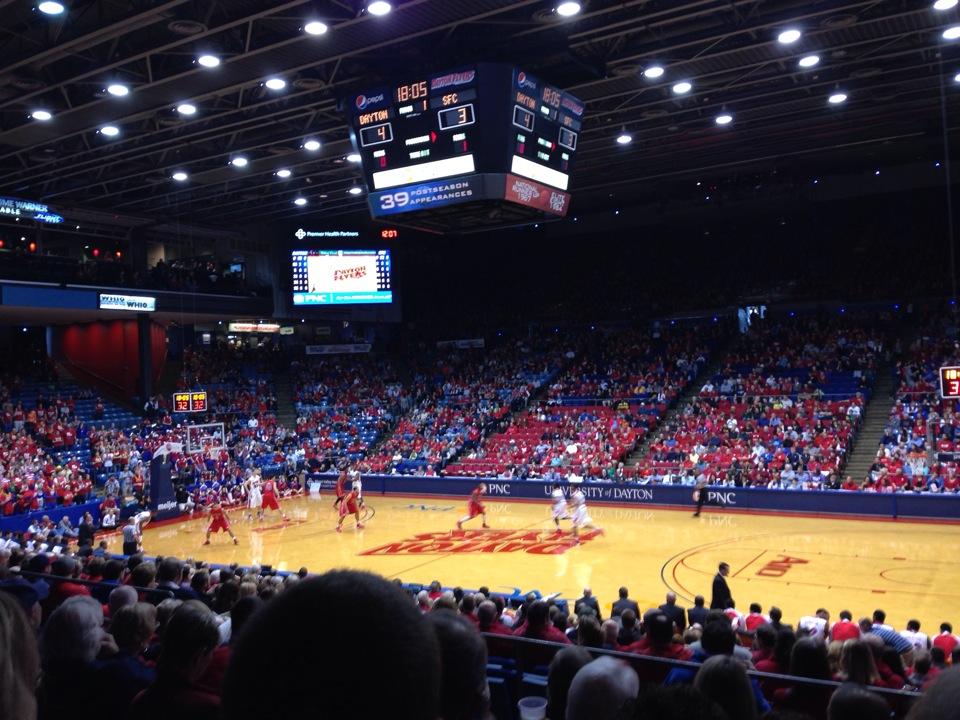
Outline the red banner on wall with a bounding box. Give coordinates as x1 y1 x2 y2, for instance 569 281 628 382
503 174 571 216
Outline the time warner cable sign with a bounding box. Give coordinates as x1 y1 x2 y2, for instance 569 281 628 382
99 294 156 312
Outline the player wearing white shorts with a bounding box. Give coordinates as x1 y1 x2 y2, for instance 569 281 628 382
551 485 570 531
350 469 364 508
569 488 601 543
244 473 264 521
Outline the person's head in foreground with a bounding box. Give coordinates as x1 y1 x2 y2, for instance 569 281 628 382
565 656 639 720
222 570 441 719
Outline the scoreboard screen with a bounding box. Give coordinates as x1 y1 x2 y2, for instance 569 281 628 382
173 391 208 413
940 366 960 399
346 64 583 223
291 249 393 306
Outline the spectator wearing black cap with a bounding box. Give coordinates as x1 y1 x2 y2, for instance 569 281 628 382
0 574 48 629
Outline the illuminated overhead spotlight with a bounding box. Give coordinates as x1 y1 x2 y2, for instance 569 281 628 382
265 77 286 91
303 139 321 151
798 54 820 68
934 0 958 10
715 113 733 125
197 54 220 68
31 109 52 121
106 83 129 97
555 1 582 16
672 81 692 94
616 129 633 145
828 92 847 104
348 186 363 195
171 171 189 182
944 25 960 39
176 102 197 115
294 197 308 206
955 72 960 82
304 20 328 35
777 28 802 44
99 125 120 137
346 152 362 162
275 169 292 178
643 65 665 79
366 1 391 16
37 1 65 14
230 156 249 167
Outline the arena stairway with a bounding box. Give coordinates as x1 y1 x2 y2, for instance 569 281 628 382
624 334 735 468
841 363 896 481
274 375 297 427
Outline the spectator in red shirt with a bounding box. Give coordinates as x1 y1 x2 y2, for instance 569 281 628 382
933 622 960 656
830 609 861 642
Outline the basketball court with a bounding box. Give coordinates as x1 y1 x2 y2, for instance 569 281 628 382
113 493 960 632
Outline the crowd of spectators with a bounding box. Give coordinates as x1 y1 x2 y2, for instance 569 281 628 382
0 549 957 720
367 340 566 474
634 317 881 488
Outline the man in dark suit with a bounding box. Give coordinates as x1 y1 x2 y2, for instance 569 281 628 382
574 587 601 620
710 562 732 610
658 591 686 633
687 595 709 627
611 586 640 618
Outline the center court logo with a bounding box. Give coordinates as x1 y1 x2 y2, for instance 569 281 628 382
360 528 602 556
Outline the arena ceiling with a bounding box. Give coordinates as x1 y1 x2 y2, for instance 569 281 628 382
0 0 954 233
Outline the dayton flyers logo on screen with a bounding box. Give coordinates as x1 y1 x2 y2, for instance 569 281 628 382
355 92 386 110
431 70 476 91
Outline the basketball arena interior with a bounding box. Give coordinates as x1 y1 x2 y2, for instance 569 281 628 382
3 2 960 719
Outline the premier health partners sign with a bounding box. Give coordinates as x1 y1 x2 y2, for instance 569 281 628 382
99 294 156 312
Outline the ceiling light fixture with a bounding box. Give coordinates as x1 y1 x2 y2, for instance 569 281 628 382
276 169 292 178
30 109 53 121
265 77 286 90
294 197 308 206
556 1 582 16
715 113 733 125
303 139 321 151
99 125 120 137
106 83 129 97
616 130 633 145
172 171 189 182
346 153 362 163
643 65 665 79
367 1 391 16
828 92 847 104
231 156 249 167
37 1 65 15
176 103 197 115
934 0 958 10
672 81 692 94
944 25 960 40
304 20 328 35
197 54 220 68
777 28 802 44
348 186 363 195
955 72 960 82
798 54 820 68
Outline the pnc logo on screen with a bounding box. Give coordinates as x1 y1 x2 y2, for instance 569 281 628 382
355 93 385 110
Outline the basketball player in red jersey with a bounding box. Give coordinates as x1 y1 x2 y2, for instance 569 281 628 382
456 483 489 530
204 501 239 545
336 487 364 532
333 466 348 510
261 477 289 521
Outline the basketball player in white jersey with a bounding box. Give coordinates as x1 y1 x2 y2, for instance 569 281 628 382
244 472 264 521
350 467 364 508
569 487 602 543
551 484 570 532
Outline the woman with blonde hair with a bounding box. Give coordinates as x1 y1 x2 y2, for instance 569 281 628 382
0 590 39 720
839 640 880 686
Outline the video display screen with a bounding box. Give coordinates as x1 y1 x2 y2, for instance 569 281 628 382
291 249 393 306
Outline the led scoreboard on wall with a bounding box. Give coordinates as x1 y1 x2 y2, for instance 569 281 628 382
940 367 960 399
346 64 584 231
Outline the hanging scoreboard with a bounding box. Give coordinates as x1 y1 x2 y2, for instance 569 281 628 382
346 64 584 230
